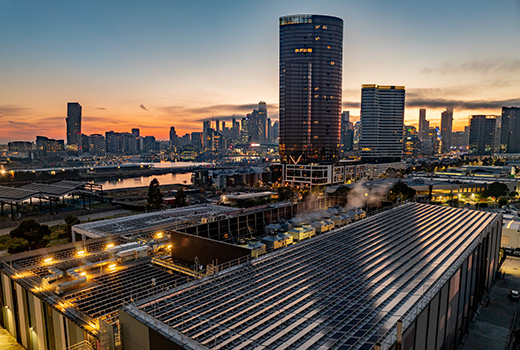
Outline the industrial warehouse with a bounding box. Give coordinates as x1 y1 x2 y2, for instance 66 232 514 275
0 203 502 350
121 203 501 350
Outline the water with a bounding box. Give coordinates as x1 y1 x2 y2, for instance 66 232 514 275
140 161 207 169
96 172 193 190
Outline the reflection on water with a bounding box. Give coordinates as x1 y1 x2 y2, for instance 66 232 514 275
97 172 193 190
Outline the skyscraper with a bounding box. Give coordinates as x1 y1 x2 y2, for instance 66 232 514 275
340 111 353 154
418 109 429 141
66 102 82 153
169 126 177 147
359 85 405 163
279 14 343 164
440 108 453 153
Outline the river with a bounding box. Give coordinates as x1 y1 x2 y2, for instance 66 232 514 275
96 172 193 190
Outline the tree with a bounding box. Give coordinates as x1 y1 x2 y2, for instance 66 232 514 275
484 182 509 202
9 220 50 250
278 187 296 202
498 198 509 207
387 182 416 203
147 178 163 209
64 214 81 238
175 189 187 207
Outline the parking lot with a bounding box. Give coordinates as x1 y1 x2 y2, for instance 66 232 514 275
460 256 520 350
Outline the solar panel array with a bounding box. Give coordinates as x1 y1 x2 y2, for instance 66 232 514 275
134 203 497 350
74 204 237 236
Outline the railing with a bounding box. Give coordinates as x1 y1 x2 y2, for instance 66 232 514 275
66 340 94 350
1 262 100 343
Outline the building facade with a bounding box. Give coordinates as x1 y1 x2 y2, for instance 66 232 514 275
468 115 496 155
499 106 520 153
359 84 405 163
279 14 343 164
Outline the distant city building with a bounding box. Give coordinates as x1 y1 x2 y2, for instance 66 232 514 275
403 125 420 158
89 134 105 156
440 108 453 153
418 108 429 141
80 134 90 154
340 111 354 154
451 131 468 150
248 102 267 142
66 102 82 153
499 106 520 153
169 126 178 147
131 128 140 137
359 84 405 163
35 136 65 157
279 14 343 164
271 121 279 141
469 115 497 155
8 141 33 153
191 132 203 152
240 117 250 143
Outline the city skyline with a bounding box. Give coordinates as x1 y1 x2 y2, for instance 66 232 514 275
1 0 519 143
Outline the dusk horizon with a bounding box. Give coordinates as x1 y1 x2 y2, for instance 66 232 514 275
1 0 519 143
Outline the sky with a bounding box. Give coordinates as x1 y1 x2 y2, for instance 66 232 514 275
1 0 519 143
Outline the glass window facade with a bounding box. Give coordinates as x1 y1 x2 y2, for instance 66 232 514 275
279 15 343 164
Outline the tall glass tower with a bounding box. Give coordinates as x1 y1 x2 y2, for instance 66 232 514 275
279 15 343 164
66 102 82 153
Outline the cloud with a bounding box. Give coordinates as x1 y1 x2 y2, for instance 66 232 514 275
139 104 149 111
0 105 30 116
405 97 520 110
160 103 279 119
343 101 360 109
96 107 107 110
423 58 520 75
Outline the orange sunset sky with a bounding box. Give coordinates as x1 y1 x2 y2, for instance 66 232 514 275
1 0 519 143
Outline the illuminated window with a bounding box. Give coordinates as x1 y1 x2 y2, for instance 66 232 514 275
315 25 320 29
314 94 319 98
314 87 319 90
327 45 331 49
315 37 320 41
323 25 328 29
294 48 312 53
330 61 335 65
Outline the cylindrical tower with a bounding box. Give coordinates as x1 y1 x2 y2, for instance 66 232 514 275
279 14 343 164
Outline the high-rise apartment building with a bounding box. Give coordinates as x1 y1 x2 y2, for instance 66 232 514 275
359 85 405 163
469 115 496 155
66 102 82 153
499 106 520 153
279 14 343 164
440 108 453 153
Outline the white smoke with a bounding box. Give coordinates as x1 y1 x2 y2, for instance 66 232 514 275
346 180 391 210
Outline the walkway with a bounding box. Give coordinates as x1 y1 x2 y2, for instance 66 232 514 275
460 256 520 350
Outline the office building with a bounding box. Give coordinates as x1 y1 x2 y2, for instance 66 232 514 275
440 108 453 153
279 14 343 164
499 106 520 153
35 136 65 157
248 102 268 142
468 115 497 155
359 85 405 163
66 102 82 153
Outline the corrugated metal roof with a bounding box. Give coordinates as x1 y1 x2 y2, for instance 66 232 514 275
130 203 499 350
